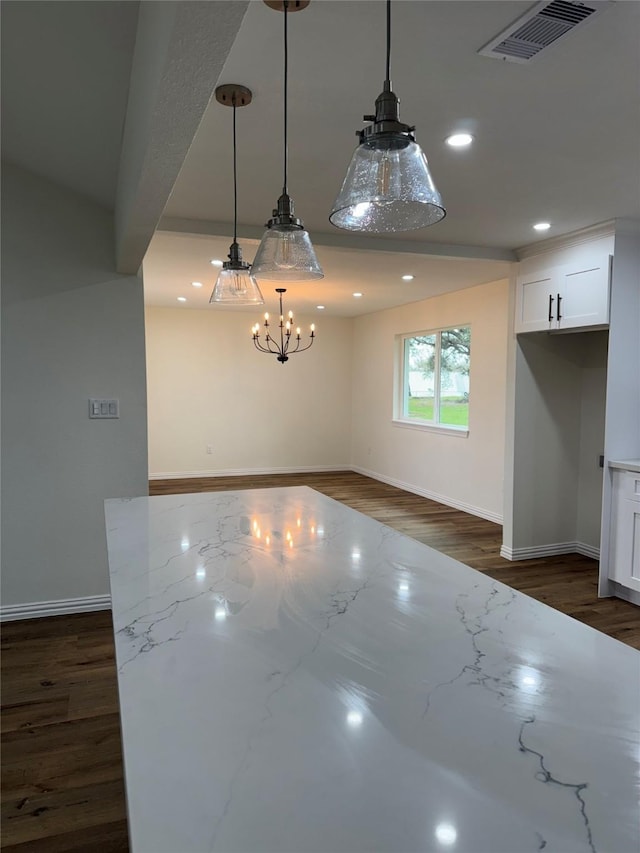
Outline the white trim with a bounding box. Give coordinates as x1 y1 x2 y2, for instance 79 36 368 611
500 542 600 561
392 419 469 438
351 465 502 524
158 218 516 263
516 220 615 260
0 594 111 622
575 542 600 561
149 464 350 481
607 580 640 606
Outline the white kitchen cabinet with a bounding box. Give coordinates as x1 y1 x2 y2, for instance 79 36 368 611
609 467 640 594
515 255 611 333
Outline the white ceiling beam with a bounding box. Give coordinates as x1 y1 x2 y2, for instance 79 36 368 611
158 216 517 263
115 1 250 275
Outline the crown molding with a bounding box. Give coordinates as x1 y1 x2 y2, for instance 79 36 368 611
516 220 616 260
157 217 517 263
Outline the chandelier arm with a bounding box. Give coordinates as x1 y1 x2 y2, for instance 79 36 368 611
290 338 315 354
254 337 279 355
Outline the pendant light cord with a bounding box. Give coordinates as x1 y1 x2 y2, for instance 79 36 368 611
283 0 289 194
232 97 238 243
385 0 391 84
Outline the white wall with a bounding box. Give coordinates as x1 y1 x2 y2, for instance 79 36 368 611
1 163 148 611
576 333 608 550
145 306 353 476
508 332 607 555
350 279 510 522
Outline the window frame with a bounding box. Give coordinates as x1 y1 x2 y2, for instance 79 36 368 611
393 325 470 437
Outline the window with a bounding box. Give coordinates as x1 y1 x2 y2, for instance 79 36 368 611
396 326 470 431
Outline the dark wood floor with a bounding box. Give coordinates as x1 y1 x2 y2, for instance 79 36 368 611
2 472 638 851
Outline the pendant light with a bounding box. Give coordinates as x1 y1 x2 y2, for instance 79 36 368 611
251 0 323 281
329 0 446 233
210 84 264 305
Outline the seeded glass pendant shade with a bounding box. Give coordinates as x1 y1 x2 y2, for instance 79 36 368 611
210 84 264 305
329 1 445 233
210 246 264 305
251 194 323 281
253 0 323 282
330 128 445 233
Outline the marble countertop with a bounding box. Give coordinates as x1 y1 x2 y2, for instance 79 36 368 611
105 487 639 853
609 459 640 473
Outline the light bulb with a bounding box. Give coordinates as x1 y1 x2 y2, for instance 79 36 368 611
378 151 392 197
274 232 296 269
231 271 247 296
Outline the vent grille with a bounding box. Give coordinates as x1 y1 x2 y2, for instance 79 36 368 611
478 0 610 64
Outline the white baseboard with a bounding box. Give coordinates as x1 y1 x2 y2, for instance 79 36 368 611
575 542 600 560
149 465 350 481
500 542 600 561
0 594 111 622
351 465 503 524
150 464 503 524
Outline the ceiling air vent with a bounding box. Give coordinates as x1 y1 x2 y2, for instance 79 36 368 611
478 0 612 64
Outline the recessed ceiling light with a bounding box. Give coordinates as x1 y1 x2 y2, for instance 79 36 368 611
353 292 363 298
316 305 325 310
533 222 551 231
402 274 414 281
446 133 473 148
192 281 203 288
177 297 187 302
210 259 223 267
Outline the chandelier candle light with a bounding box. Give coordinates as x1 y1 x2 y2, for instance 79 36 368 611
329 0 445 233
251 0 323 281
252 289 315 364
210 84 264 305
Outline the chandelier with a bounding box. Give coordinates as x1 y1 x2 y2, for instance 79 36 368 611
252 289 315 364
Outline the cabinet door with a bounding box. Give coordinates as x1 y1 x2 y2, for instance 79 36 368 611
609 471 640 593
514 270 556 333
558 256 611 330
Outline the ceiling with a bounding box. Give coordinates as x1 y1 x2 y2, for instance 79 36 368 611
165 0 640 251
150 0 639 314
143 231 511 316
1 1 139 209
2 1 638 316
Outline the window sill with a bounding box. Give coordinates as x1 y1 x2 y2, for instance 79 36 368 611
392 419 469 438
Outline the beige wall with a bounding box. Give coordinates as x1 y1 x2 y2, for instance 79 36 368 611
145 306 353 475
146 280 511 522
350 279 510 522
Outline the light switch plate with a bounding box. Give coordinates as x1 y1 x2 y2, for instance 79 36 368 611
89 398 120 419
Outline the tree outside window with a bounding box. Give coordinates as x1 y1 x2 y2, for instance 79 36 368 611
401 327 470 428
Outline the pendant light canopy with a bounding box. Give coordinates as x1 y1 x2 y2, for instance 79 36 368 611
210 84 264 305
251 0 323 282
329 0 445 234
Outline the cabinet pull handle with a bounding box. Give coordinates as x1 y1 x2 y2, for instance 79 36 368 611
548 294 554 322
557 293 562 321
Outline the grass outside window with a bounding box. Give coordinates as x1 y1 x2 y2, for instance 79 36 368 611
398 327 471 430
